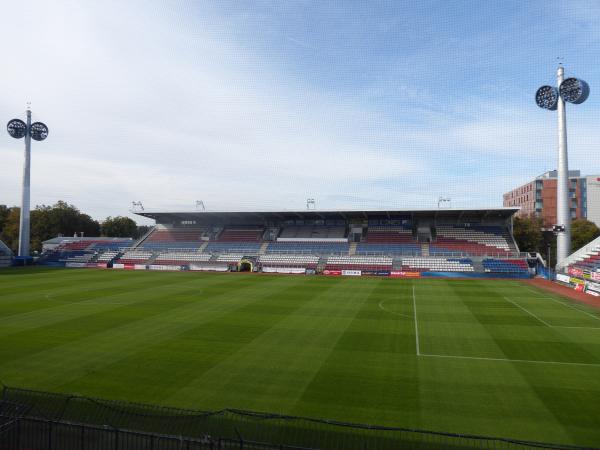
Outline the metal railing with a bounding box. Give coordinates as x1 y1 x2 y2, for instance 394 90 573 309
0 385 594 450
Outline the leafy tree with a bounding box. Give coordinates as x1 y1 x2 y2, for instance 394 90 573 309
571 219 600 252
30 201 100 249
136 225 152 239
0 205 9 232
512 217 544 253
102 216 138 238
0 207 21 252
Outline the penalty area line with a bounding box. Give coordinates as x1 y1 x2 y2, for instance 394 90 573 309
545 297 600 322
412 284 420 356
378 299 412 319
504 297 552 327
419 353 600 368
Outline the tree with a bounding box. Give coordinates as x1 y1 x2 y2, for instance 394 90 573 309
101 216 138 238
0 205 9 232
571 219 600 252
29 201 100 251
512 217 544 253
135 225 152 239
0 207 21 252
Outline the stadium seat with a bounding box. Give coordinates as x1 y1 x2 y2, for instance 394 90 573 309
482 259 529 274
325 255 392 271
401 257 474 272
430 225 514 256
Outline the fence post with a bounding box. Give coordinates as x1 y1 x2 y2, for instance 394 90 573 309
47 420 53 450
15 419 20 450
81 424 85 450
115 428 119 450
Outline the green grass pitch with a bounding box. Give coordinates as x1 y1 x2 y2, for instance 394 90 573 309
1 267 600 446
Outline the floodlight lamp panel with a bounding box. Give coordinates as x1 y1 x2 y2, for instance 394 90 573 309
7 119 27 139
559 78 590 104
30 122 48 141
535 86 558 110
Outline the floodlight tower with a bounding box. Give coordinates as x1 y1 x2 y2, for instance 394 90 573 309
7 107 49 257
535 66 589 267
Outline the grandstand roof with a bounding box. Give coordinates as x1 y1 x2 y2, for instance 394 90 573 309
42 237 134 245
135 207 519 224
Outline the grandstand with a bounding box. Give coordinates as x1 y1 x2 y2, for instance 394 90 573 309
37 207 531 278
40 237 133 267
558 235 600 296
0 240 12 268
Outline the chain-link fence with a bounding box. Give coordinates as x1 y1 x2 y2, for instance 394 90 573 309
0 385 594 450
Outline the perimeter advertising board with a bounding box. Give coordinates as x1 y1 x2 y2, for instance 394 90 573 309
361 270 391 276
323 270 342 276
341 270 361 276
148 264 181 271
65 262 86 268
585 281 600 296
568 267 584 277
556 273 570 284
390 271 421 278
262 267 306 274
188 264 228 272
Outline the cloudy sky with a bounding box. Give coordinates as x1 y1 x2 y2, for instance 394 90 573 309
1 1 599 225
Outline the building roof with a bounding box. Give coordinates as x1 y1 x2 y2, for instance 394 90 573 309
42 237 134 245
134 207 519 224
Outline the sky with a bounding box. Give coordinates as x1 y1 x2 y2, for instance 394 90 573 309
1 0 599 225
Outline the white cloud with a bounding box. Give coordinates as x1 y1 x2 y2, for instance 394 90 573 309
1 0 599 227
0 0 421 223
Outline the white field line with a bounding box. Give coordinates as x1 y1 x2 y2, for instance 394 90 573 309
522 285 545 296
412 284 420 356
508 295 600 328
503 297 552 327
552 325 600 330
545 297 600 322
503 297 600 329
377 300 411 319
420 353 600 368
44 293 128 305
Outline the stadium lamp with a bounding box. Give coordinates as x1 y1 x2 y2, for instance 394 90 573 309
535 65 589 268
131 201 144 211
437 197 451 209
6 107 49 257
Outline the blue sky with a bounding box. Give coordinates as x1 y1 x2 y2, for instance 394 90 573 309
1 0 599 223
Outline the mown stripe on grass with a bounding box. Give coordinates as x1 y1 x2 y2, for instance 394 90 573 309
290 280 420 427
0 275 293 390
0 271 254 338
0 273 271 364
60 275 331 403
164 277 377 412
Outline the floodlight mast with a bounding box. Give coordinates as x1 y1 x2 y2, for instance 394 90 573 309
555 65 570 268
535 65 589 268
19 109 32 257
7 107 49 257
